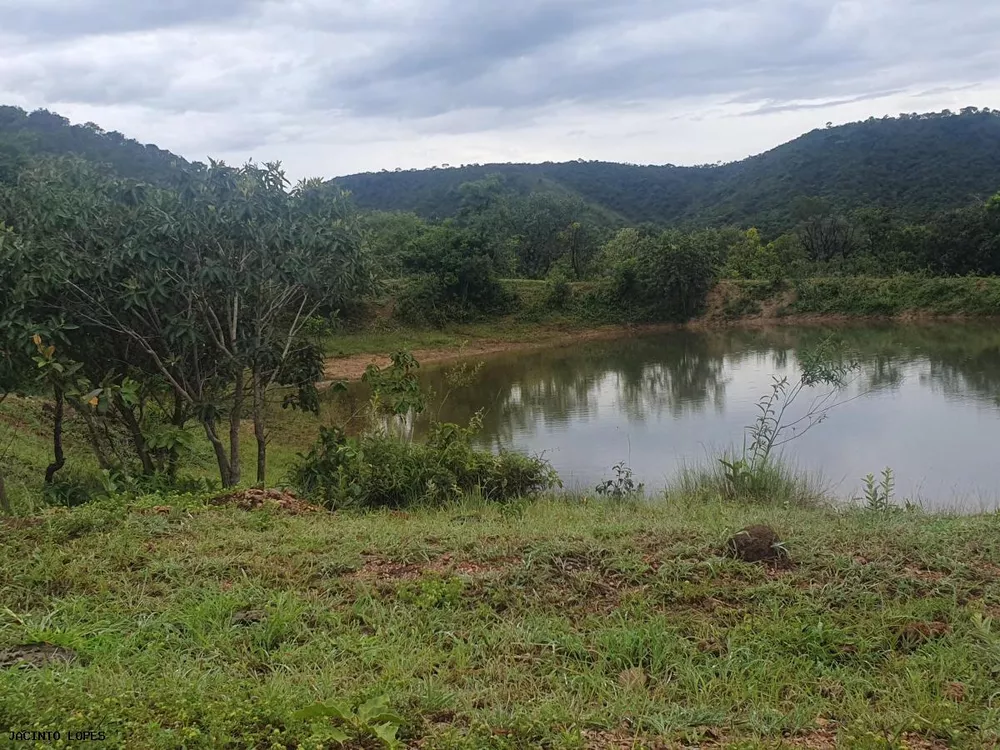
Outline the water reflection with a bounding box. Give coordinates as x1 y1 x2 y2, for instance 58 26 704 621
342 322 1000 509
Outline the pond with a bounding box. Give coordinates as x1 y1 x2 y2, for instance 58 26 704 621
403 321 1000 511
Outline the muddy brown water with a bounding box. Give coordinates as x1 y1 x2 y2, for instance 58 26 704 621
341 321 1000 511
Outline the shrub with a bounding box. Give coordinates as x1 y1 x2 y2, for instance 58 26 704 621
544 268 573 310
291 420 560 510
605 230 715 322
394 224 515 324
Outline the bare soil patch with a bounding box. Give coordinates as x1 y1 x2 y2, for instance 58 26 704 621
322 324 679 381
725 525 788 563
0 643 76 669
210 488 325 515
348 553 517 582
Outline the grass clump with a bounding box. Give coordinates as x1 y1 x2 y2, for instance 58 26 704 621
672 456 826 507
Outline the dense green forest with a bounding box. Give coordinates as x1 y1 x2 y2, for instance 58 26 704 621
333 109 1000 233
0 105 200 185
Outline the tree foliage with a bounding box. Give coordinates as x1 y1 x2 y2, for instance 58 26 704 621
394 223 514 324
333 110 1000 234
606 229 716 322
0 157 375 490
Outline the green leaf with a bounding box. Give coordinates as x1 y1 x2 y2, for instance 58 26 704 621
291 700 352 722
372 723 401 748
327 727 351 745
356 695 390 723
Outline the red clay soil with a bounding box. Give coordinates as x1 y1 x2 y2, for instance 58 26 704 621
322 324 680 382
210 488 326 515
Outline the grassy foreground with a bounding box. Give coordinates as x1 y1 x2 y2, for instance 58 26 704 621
3 493 1000 749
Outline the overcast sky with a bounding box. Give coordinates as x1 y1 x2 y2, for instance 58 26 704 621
1 0 999 179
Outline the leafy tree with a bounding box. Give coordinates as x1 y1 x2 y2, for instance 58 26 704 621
598 227 648 271
396 223 514 324
609 230 716 321
920 194 1000 276
793 197 858 263
1 157 376 488
0 224 33 511
508 192 598 278
722 228 788 280
357 210 428 278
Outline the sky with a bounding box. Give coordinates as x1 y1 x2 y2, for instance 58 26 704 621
1 0 999 180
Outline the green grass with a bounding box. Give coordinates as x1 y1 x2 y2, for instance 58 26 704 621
322 279 607 359
787 277 1000 317
2 490 1000 748
0 392 345 515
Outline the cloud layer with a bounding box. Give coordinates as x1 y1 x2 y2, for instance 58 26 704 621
1 0 998 177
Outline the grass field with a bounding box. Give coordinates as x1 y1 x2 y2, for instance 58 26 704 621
2 491 1000 749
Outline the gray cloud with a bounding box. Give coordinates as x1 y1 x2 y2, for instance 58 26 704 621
0 0 261 38
1 0 999 175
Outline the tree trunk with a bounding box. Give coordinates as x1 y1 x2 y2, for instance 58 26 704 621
70 399 113 472
252 365 267 486
114 394 155 475
0 470 9 515
229 369 244 487
203 416 233 488
44 387 66 485
166 391 188 478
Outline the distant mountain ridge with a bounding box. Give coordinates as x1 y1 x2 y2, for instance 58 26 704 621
331 109 1000 232
0 105 200 185
4 105 1000 233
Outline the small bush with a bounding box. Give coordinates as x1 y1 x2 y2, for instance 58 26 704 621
544 270 573 310
595 462 644 500
291 421 560 510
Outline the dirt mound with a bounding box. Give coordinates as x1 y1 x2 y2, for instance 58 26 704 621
0 643 76 669
210 488 325 515
725 524 787 563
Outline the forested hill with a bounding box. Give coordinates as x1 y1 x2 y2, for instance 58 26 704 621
332 109 1000 232
0 106 199 185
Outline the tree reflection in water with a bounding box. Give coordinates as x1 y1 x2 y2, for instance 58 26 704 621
326 321 1000 508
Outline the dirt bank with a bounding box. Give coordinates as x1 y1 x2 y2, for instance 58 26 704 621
322 280 1000 381
322 323 679 381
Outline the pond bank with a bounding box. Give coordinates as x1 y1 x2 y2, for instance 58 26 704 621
323 275 1000 381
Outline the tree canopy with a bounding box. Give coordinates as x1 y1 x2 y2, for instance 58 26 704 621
332 109 1000 234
